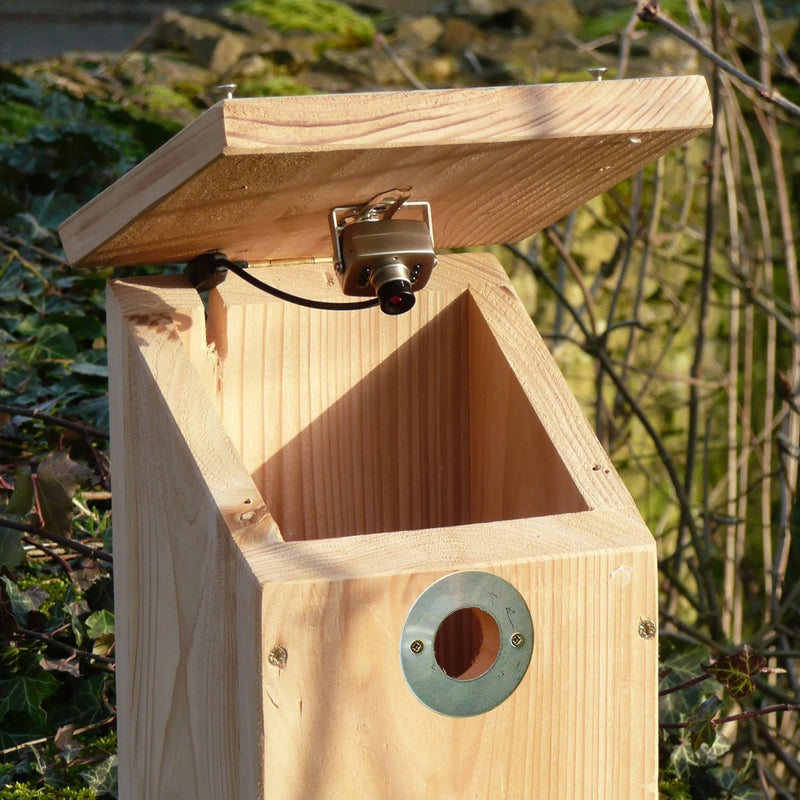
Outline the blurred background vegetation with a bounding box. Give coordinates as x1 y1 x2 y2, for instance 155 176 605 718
1 0 799 797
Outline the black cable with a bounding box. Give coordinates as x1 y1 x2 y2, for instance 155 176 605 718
224 260 380 312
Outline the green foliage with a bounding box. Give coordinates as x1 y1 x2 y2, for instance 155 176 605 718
237 76 316 97
0 61 175 800
0 785 95 799
703 646 768 701
0 67 175 435
227 0 375 45
658 646 777 799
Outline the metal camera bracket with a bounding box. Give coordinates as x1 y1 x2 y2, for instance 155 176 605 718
329 189 437 315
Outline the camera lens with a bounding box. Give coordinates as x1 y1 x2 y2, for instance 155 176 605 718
377 278 415 315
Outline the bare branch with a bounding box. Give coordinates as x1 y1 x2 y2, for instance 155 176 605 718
637 2 800 118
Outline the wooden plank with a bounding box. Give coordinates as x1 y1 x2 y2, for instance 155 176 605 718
60 77 711 268
107 285 269 800
255 530 657 799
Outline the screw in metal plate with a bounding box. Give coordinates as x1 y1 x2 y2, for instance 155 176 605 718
410 639 424 654
268 645 288 667
216 83 238 100
510 632 524 648
587 67 608 82
638 619 657 640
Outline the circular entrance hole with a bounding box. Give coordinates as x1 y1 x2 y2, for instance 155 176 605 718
433 607 501 680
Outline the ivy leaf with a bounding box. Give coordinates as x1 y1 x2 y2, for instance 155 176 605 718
0 578 19 638
7 465 34 515
40 655 82 678
0 657 60 731
16 322 77 364
0 526 25 570
85 609 114 638
47 673 108 731
703 645 767 700
659 646 717 724
34 451 92 533
69 359 109 378
670 728 731 780
54 723 83 764
1 574 38 623
82 753 118 796
687 695 724 751
730 786 766 800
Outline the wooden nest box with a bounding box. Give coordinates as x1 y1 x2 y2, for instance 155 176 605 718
60 78 712 799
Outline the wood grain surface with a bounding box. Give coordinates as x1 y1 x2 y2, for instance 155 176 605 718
107 253 657 798
60 77 712 268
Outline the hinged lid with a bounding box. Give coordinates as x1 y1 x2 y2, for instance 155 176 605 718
59 77 711 269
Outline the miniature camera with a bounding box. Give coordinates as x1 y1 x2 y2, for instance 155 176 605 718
330 196 437 315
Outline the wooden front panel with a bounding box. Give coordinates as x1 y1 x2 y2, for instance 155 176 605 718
258 523 658 800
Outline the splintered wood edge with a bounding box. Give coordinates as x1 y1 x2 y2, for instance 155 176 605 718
106 277 284 549
59 76 711 267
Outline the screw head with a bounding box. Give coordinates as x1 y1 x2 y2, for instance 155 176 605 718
638 619 656 639
587 67 608 82
410 639 424 654
268 645 288 667
216 83 238 100
510 632 524 648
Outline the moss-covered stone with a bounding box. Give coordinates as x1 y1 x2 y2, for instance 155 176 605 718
237 75 316 96
226 0 375 46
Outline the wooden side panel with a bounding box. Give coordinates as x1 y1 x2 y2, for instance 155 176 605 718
107 282 270 800
468 290 588 520
256 511 658 800
207 270 471 541
466 262 638 513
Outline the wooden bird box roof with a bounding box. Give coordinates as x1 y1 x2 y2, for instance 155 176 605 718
59 77 712 269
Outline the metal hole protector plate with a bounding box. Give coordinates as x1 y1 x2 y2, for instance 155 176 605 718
399 571 534 717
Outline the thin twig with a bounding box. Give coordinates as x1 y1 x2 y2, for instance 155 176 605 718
0 228 71 267
14 628 115 668
544 227 599 335
0 715 116 758
0 518 112 563
659 672 712 697
637 1 800 118
21 535 73 573
660 705 800 731
374 33 427 90
669 0 723 638
0 403 108 440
